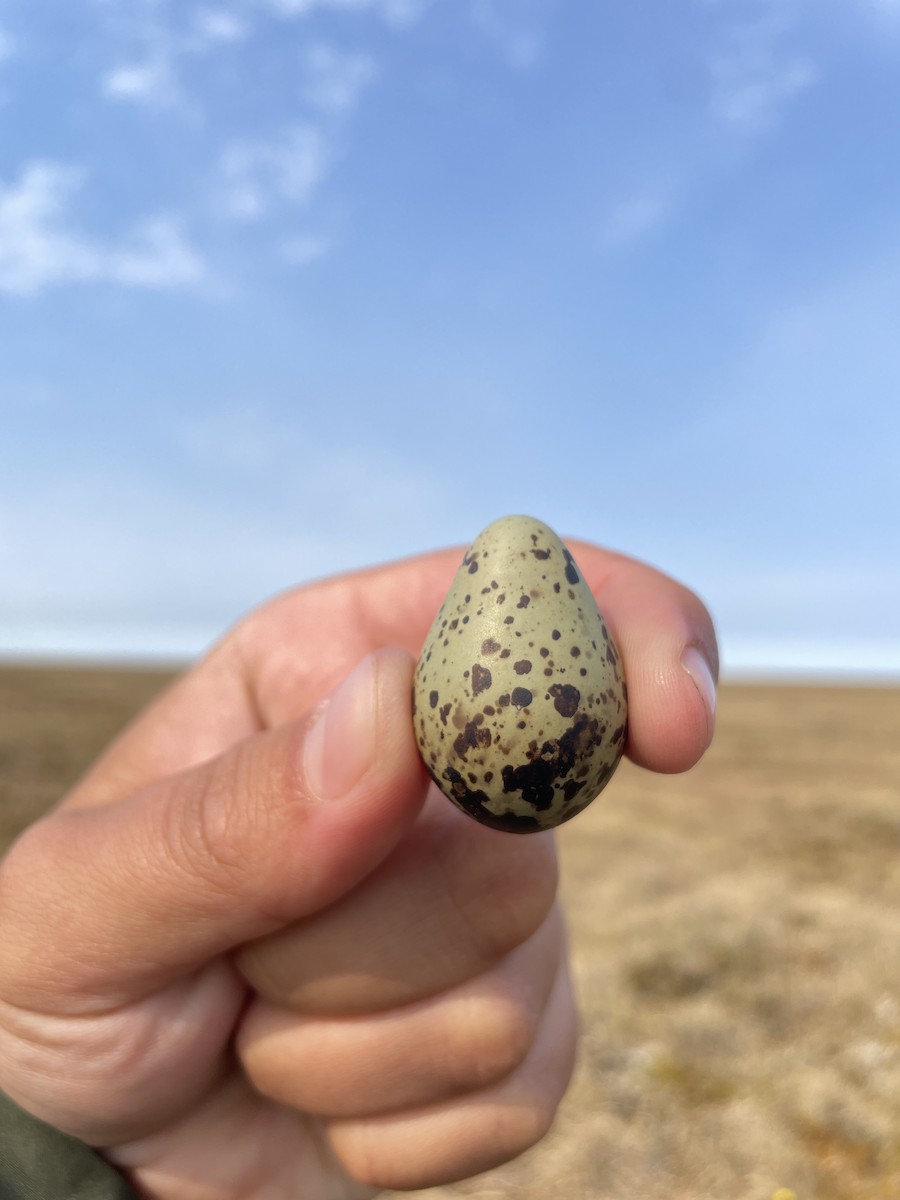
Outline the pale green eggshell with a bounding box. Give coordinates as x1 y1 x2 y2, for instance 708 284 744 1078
413 515 627 833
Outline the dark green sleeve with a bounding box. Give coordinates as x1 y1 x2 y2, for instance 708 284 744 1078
0 1091 139 1200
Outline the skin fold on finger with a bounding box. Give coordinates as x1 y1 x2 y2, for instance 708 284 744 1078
235 791 559 1016
108 1074 376 1200
238 906 565 1119
324 948 580 1193
0 960 245 1147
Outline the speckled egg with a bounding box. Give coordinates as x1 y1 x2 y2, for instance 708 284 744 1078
413 515 627 833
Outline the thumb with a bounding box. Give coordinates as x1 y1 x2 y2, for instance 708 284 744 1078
0 649 428 1013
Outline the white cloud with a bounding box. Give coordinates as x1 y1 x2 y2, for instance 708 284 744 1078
722 637 900 681
598 190 670 249
103 58 179 105
470 0 544 71
0 404 454 658
219 125 329 220
0 26 16 63
711 51 817 128
303 42 377 113
107 216 208 287
260 0 431 29
192 8 249 44
704 3 818 131
0 161 207 295
279 232 333 263
100 6 248 112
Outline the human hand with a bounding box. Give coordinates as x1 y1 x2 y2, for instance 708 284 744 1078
0 540 717 1198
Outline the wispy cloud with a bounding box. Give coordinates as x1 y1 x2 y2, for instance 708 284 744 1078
260 0 432 27
706 6 818 131
103 57 180 106
0 162 207 295
598 189 671 249
107 216 208 287
302 42 377 113
470 0 544 71
279 231 333 263
0 25 16 63
191 8 250 45
218 125 330 220
711 49 817 129
100 5 249 111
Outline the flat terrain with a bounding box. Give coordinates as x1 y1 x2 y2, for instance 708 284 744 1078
2 666 899 1199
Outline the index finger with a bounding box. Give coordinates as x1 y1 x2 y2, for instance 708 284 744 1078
68 540 718 809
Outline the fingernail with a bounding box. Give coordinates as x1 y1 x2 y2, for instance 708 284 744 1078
681 644 717 747
303 654 378 800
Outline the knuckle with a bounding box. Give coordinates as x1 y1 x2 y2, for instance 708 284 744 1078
460 835 559 965
160 753 250 899
329 1124 383 1190
159 727 307 928
458 994 536 1088
492 1093 559 1161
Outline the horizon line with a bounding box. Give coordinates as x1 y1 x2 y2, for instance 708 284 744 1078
2 635 899 686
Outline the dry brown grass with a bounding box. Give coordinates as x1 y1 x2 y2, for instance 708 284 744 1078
1 668 899 1199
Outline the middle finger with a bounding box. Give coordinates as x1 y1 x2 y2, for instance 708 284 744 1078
236 791 558 1015
237 907 564 1119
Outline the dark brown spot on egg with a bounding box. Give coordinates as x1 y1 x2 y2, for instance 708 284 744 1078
453 716 492 760
514 659 532 675
517 595 530 609
429 690 439 708
499 712 604 814
549 684 581 718
552 630 561 641
563 549 580 586
571 646 581 657
481 637 502 656
438 766 540 834
471 664 492 696
531 548 551 560
511 687 533 708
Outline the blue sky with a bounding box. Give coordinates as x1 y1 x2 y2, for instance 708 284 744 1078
1 0 898 677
